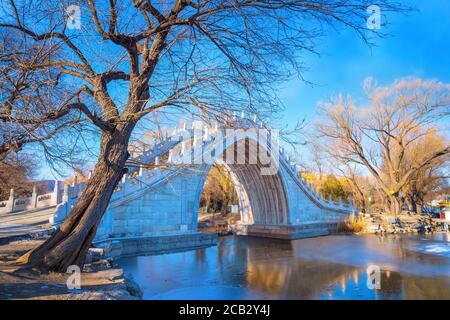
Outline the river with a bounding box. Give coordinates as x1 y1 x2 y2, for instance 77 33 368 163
117 233 450 300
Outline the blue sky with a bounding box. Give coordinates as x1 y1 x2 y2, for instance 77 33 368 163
277 0 450 127
36 0 450 179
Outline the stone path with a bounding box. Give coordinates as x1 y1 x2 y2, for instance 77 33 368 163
0 207 55 239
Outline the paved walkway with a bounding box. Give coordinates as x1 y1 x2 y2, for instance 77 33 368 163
0 207 55 239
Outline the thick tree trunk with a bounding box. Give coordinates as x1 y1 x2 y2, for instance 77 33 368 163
388 195 402 216
17 127 133 272
359 199 367 214
416 203 422 215
409 196 418 214
409 195 424 215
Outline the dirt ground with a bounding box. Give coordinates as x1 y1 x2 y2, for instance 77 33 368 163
0 239 142 300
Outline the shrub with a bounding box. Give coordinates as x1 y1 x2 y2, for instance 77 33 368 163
336 213 366 233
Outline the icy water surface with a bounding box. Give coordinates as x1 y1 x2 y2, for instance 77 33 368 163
118 233 450 299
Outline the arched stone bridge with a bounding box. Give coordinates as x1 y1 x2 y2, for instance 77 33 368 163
51 115 355 256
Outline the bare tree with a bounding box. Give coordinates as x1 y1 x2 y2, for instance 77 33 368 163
200 165 238 212
339 165 369 213
306 134 369 212
0 152 36 199
0 30 84 161
0 0 407 271
316 78 450 215
401 131 450 214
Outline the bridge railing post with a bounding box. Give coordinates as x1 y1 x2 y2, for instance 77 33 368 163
53 180 61 204
121 173 128 194
4 188 15 213
71 175 78 198
30 185 38 209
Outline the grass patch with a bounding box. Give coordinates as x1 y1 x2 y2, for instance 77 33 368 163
336 213 366 233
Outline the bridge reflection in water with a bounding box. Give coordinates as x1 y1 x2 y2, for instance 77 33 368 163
118 234 450 300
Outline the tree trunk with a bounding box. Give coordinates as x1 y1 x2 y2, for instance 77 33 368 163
417 203 422 215
388 195 401 216
359 199 367 214
409 196 418 214
416 196 424 215
17 127 133 272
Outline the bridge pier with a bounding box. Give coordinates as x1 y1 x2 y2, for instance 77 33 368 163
238 223 337 240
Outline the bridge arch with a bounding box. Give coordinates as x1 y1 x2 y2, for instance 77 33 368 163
193 135 290 229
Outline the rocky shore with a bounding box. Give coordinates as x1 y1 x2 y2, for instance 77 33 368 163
0 238 143 300
362 213 444 235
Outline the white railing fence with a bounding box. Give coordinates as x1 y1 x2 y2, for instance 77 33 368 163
0 181 62 214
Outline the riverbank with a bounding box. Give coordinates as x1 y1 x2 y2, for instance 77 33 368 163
358 213 446 235
0 239 142 300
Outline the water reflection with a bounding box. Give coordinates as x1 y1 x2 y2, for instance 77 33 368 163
117 234 450 300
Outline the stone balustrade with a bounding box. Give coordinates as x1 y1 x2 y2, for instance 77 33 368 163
0 181 62 214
